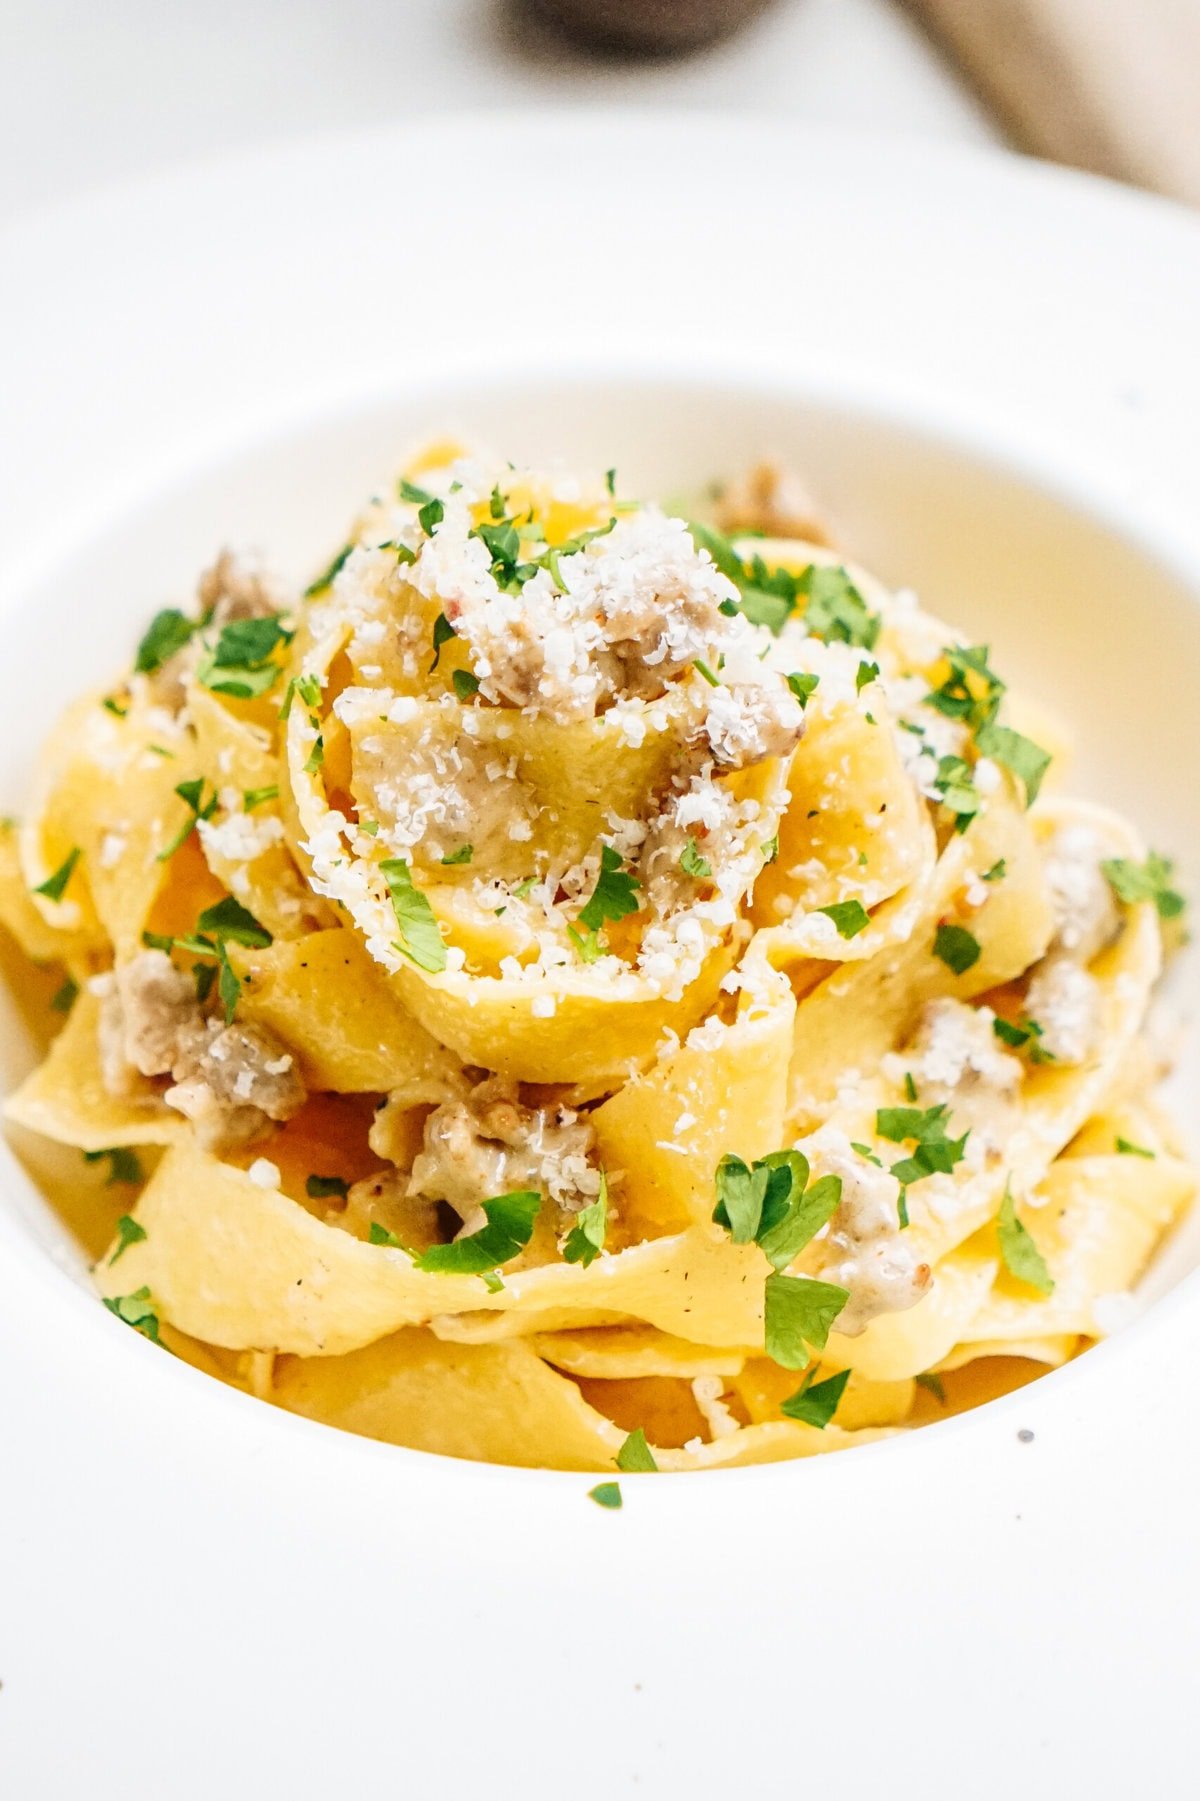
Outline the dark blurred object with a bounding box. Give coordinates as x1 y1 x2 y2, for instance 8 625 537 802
526 0 777 55
903 0 1200 208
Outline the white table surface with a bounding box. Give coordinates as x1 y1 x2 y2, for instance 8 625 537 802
0 0 997 227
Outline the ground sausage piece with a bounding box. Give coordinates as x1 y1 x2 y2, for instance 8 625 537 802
165 1018 306 1151
113 950 200 1078
801 1125 932 1335
714 459 832 546
409 1075 600 1230
197 549 281 624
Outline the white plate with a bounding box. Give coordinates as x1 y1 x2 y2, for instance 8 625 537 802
1 115 1198 1799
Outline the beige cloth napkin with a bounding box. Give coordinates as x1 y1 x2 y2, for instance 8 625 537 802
904 0 1200 206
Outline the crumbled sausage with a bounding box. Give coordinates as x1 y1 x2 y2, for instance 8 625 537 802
113 950 199 1077
197 549 281 625
98 948 306 1152
801 1126 932 1334
409 1074 600 1229
714 459 832 546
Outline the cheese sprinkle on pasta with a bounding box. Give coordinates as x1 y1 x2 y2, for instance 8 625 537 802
1 447 1192 1473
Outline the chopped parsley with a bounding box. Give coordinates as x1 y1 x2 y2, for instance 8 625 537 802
981 859 1007 882
306 1175 350 1201
568 924 603 964
604 467 617 497
440 843 474 866
816 899 870 940
993 1014 1054 1063
997 1186 1054 1295
430 611 456 671
914 1371 946 1404
786 671 820 708
380 857 446 973
452 669 480 702
368 1221 407 1249
800 565 881 649
780 1365 851 1428
1116 1137 1155 1158
196 614 293 700
761 833 779 865
398 477 435 506
933 755 981 832
135 608 195 674
693 658 720 688
156 778 217 862
974 720 1052 805
855 659 880 693
712 1150 842 1272
217 944 241 1024
616 1427 658 1473
304 543 353 597
102 696 128 718
103 1287 160 1342
279 672 321 721
34 846 81 903
680 838 711 880
50 975 78 1014
196 895 273 948
418 497 445 535
415 1189 540 1276
1101 852 1185 920
764 1271 850 1368
243 785 279 812
578 844 641 935
304 732 325 775
108 1214 147 1264
876 1104 969 1192
933 922 981 974
562 1172 608 1267
588 1482 623 1509
84 1147 145 1187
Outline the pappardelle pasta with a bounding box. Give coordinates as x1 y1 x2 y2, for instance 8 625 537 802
2 446 1192 1475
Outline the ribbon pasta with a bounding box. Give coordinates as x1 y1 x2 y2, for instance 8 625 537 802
2 450 1192 1474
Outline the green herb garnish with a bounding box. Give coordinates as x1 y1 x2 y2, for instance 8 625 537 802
380 857 446 973
562 1173 608 1267
34 846 81 903
933 922 981 974
680 838 711 880
108 1215 148 1264
997 1186 1054 1295
1102 852 1185 920
816 899 870 940
415 1189 541 1276
135 608 195 673
780 1365 851 1428
578 844 641 935
616 1427 657 1473
102 1287 160 1342
306 1175 350 1201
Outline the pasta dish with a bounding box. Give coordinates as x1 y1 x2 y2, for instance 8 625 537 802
2 445 1192 1478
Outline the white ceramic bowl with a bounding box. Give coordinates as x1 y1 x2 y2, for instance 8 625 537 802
1 116 1198 1799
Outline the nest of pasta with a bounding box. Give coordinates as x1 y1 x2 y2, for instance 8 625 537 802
2 446 1192 1475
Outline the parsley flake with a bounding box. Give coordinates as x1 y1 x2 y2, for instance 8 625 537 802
452 669 480 702
50 975 78 1014
981 859 1007 882
975 720 1052 805
380 857 446 973
800 565 881 649
304 543 353 597
84 1147 145 1187
196 895 272 948
108 1215 147 1264
616 1427 658 1473
997 1187 1054 1295
1116 1137 1155 1158
243 785 279 812
34 847 81 903
588 1482 622 1509
786 671 821 708
135 608 196 673
196 614 292 700
764 1271 850 1368
780 1366 851 1428
103 1286 160 1342
416 1189 540 1276
856 659 880 693
441 843 474 866
306 1175 350 1201
914 1371 946 1404
933 922 981 974
563 1172 608 1267
157 778 217 862
680 838 711 880
1102 853 1185 920
369 1222 407 1249
817 899 870 940
430 611 456 671
578 844 641 935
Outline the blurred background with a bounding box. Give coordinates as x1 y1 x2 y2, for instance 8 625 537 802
2 0 1197 227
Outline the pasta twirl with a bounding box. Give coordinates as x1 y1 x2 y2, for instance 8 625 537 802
2 450 1192 1474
